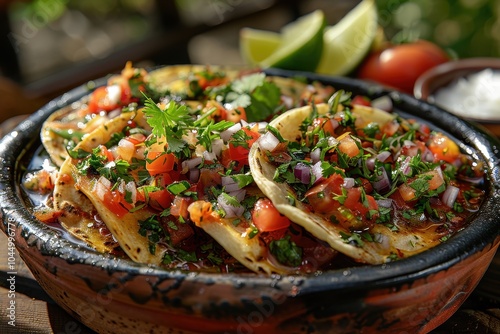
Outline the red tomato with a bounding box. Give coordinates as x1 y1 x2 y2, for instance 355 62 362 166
166 220 194 246
357 40 449 94
252 198 291 232
148 189 173 211
312 117 336 136
305 174 344 214
228 128 260 167
102 190 131 218
351 95 371 107
146 151 176 176
344 188 378 217
338 136 360 158
170 196 193 219
428 133 460 163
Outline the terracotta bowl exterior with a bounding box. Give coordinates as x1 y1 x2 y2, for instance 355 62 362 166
414 57 500 136
1 68 500 334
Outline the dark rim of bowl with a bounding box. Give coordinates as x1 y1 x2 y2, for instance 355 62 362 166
414 57 500 124
1 67 499 294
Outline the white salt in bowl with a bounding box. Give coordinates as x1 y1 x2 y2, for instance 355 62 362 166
414 57 500 136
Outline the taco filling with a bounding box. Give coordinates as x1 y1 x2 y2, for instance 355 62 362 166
249 92 485 264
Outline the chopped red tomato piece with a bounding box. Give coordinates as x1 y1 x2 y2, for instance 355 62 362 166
252 198 291 232
102 189 131 218
165 220 194 246
228 128 260 168
312 117 336 136
146 151 176 176
351 95 371 107
148 189 173 211
305 174 344 214
338 135 360 158
170 196 193 220
428 133 460 163
344 187 378 217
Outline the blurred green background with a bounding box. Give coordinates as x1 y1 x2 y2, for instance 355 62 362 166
1 0 499 122
376 0 500 58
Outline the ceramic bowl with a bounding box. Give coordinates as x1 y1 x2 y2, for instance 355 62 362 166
414 57 500 136
1 68 500 334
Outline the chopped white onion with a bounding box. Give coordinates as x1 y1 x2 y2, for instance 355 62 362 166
203 151 216 162
371 96 393 112
181 157 203 172
294 163 311 184
95 176 112 200
240 119 249 128
125 181 137 203
312 161 324 184
376 150 391 162
327 136 339 147
330 118 339 130
373 232 390 249
310 148 321 164
217 193 244 218
220 123 241 141
422 148 434 162
342 177 355 189
106 84 122 104
222 176 242 193
211 138 224 158
258 131 280 152
189 169 200 183
107 108 122 119
373 167 391 193
376 198 393 208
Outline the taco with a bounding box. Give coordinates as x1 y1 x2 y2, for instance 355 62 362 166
48 88 336 273
41 64 320 167
249 97 485 264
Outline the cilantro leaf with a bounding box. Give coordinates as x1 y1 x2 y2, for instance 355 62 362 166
269 235 302 267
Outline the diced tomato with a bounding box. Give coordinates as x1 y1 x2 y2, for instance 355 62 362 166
155 173 174 187
148 189 173 211
252 198 291 232
344 188 378 217
165 220 194 246
338 135 360 158
196 73 228 91
170 196 193 219
398 183 416 202
312 117 336 136
305 174 344 214
228 128 260 168
424 169 445 190
196 167 223 196
381 119 400 137
220 148 232 168
351 95 371 107
428 133 460 163
399 169 444 202
400 140 427 157
102 189 131 218
226 107 247 123
146 151 176 176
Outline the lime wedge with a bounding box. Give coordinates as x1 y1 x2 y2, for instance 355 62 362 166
240 28 282 66
256 10 326 72
316 0 378 76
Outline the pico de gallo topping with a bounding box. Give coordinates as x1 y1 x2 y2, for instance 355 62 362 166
256 91 485 260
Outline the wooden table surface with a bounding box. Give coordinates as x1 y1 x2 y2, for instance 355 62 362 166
1 117 499 334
